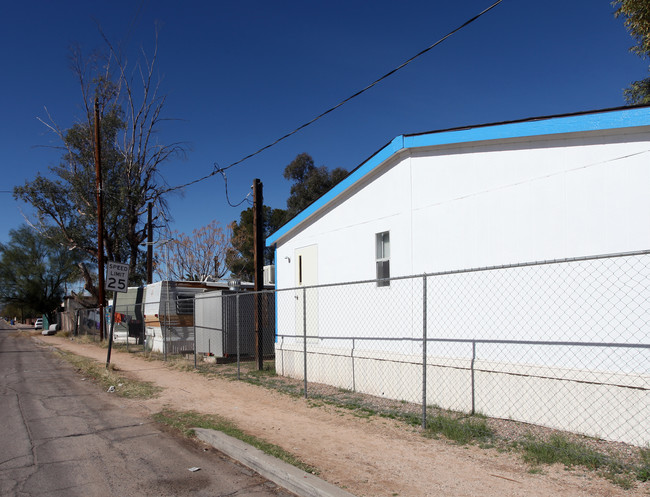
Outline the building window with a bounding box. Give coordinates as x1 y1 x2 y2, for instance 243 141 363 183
176 294 194 315
376 231 390 287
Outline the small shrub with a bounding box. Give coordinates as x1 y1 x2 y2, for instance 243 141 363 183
55 349 161 399
520 434 607 470
637 447 650 482
425 414 493 444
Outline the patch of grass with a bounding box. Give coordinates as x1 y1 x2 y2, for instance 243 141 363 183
72 334 105 346
520 434 608 470
153 408 319 475
425 414 493 445
603 471 634 490
55 349 162 399
516 434 650 489
637 447 650 482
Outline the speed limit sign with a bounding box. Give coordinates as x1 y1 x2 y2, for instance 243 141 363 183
106 261 129 293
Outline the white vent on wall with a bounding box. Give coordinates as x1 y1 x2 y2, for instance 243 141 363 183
263 265 275 286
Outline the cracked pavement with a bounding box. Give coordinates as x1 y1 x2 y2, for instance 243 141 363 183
0 323 295 497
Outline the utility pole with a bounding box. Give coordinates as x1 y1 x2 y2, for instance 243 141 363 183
146 202 153 284
94 98 106 341
253 178 264 370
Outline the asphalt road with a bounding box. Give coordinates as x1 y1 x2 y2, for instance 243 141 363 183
0 322 295 497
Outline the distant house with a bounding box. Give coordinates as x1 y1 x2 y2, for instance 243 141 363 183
266 105 650 445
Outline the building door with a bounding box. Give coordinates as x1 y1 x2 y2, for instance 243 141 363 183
295 244 318 339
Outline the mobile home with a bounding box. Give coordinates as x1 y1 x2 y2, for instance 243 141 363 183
143 281 212 354
266 106 650 445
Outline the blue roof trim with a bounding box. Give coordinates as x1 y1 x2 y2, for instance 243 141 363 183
267 135 404 245
266 106 650 247
403 106 650 149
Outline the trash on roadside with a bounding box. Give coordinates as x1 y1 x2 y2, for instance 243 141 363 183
107 386 115 393
188 467 201 472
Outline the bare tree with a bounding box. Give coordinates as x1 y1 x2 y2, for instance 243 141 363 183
14 28 186 300
164 221 231 281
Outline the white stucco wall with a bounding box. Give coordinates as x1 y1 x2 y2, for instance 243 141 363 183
274 128 650 344
275 128 650 287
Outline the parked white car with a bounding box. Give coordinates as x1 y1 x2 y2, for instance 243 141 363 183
34 318 43 330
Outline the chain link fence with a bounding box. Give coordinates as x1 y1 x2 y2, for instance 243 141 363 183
275 250 650 446
128 288 275 362
73 250 649 447
110 300 146 352
194 290 275 362
75 307 102 340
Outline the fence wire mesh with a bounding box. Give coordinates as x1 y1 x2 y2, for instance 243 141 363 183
194 291 275 362
75 307 102 340
274 251 650 447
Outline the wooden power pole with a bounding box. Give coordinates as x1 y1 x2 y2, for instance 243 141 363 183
147 202 153 284
253 179 264 370
94 98 106 341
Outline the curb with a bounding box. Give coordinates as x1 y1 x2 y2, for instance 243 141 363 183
194 428 356 497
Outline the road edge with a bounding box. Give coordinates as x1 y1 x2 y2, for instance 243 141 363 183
194 428 357 497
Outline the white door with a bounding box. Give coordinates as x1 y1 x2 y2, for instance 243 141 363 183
295 245 318 339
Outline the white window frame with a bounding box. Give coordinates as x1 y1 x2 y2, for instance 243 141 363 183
375 231 390 287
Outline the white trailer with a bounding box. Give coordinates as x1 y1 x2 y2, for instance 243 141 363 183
143 281 211 354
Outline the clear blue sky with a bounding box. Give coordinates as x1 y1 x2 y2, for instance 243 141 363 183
0 0 645 247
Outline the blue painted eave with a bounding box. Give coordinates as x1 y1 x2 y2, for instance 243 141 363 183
266 105 650 247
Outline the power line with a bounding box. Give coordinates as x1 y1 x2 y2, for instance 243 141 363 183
162 0 503 197
218 168 253 208
2 1 502 206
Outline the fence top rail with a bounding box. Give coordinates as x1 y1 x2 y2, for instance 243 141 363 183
275 333 650 349
272 249 650 293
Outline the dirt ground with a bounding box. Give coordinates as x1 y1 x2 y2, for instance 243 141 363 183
36 334 648 497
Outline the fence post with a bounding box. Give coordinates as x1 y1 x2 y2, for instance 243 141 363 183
351 338 356 392
125 304 129 353
471 341 476 415
237 293 241 381
163 299 168 362
422 274 428 429
303 286 308 399
193 300 197 369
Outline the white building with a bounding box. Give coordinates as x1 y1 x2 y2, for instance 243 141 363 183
266 106 650 445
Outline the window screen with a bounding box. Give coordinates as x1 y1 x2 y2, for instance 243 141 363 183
176 294 194 315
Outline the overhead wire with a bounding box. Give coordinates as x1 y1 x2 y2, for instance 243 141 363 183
2 1 502 205
217 167 253 207
161 0 503 198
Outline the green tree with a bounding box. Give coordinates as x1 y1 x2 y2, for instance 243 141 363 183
14 36 183 301
0 226 80 322
613 0 650 104
227 206 286 281
283 153 348 221
226 153 346 281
